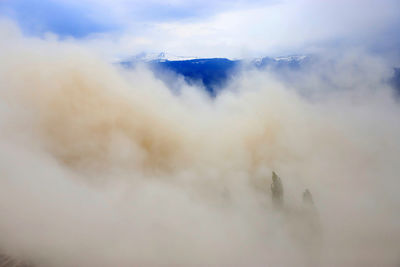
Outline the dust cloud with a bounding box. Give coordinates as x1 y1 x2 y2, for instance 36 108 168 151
0 21 400 267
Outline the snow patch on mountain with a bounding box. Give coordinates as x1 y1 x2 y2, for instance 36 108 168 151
130 52 199 62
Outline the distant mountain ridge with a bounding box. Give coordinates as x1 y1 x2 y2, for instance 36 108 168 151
120 53 309 95
390 67 400 95
123 52 200 63
120 53 400 96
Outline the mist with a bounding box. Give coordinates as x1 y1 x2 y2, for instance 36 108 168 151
0 21 400 266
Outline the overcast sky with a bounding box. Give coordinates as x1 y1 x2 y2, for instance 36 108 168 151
1 0 400 59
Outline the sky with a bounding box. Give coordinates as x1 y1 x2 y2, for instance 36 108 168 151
1 0 400 59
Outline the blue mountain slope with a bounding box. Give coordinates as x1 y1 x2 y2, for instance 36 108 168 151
150 58 240 95
391 68 400 95
253 56 308 70
120 55 400 96
121 55 308 96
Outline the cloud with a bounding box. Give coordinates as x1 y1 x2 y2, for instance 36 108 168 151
139 0 400 58
0 0 272 38
0 21 400 266
1 0 399 58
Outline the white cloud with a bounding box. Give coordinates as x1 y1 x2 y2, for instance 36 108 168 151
59 0 399 59
2 0 399 58
144 0 400 57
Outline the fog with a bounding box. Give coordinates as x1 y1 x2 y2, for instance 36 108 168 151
0 21 400 266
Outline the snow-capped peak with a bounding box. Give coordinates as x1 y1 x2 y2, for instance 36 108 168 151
274 55 307 61
131 52 198 62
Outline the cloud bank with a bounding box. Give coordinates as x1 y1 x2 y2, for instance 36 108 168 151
1 0 400 59
0 21 400 266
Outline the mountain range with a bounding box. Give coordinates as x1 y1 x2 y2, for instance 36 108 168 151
120 52 400 96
